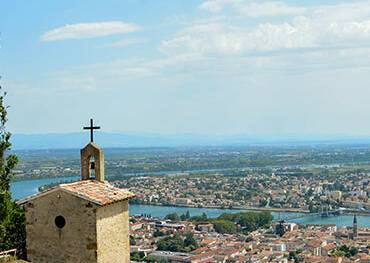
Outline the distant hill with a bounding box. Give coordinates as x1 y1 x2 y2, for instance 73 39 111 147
10 132 370 150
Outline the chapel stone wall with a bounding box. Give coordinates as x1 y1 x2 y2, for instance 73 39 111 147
96 200 130 263
25 190 98 263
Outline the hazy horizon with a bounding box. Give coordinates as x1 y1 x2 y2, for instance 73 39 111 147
11 131 370 150
12 130 370 139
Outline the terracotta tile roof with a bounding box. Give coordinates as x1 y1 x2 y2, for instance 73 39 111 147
201 239 217 245
60 180 135 205
190 252 213 261
358 253 370 260
306 239 322 248
191 246 210 254
322 243 336 251
17 179 135 206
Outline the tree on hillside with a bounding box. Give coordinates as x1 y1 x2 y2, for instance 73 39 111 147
212 220 238 234
217 211 273 233
184 232 198 249
165 213 180 221
156 232 198 252
0 90 18 191
275 221 285 237
180 210 191 221
0 86 26 258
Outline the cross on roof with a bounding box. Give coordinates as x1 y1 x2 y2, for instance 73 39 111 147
83 119 100 142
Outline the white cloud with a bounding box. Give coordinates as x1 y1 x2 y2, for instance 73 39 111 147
160 23 244 55
199 0 232 13
41 21 141 42
310 1 370 23
103 38 146 48
200 0 306 17
199 0 370 20
160 21 311 55
164 1 370 56
236 2 306 17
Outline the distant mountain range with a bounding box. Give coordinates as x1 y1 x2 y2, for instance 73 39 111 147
10 132 370 150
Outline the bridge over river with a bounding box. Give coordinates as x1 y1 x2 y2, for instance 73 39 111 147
274 208 346 222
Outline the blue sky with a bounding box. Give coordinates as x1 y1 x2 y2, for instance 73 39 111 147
2 0 370 136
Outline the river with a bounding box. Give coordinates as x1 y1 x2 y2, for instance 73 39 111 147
10 176 370 227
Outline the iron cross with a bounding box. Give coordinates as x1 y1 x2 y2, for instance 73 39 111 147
83 119 100 142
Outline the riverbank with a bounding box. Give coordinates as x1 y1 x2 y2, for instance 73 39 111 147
131 202 309 214
131 202 370 215
129 204 370 227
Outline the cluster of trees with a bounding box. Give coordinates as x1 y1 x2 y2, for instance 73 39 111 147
0 89 26 258
165 211 191 221
156 232 198 253
130 251 146 262
288 249 303 262
164 211 208 222
215 211 273 233
332 245 358 258
192 211 273 235
130 252 167 263
163 210 273 235
211 219 238 234
145 255 166 263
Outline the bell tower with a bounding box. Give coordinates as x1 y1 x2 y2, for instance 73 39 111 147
81 143 105 182
81 118 104 182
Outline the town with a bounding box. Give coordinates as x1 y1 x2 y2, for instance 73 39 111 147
114 172 369 214
129 212 370 262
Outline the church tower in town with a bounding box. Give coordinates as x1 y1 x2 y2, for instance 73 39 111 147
353 214 358 240
18 119 134 263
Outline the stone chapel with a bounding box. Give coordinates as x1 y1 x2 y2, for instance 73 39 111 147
18 120 134 263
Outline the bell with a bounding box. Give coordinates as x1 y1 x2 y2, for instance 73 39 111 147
90 161 95 170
